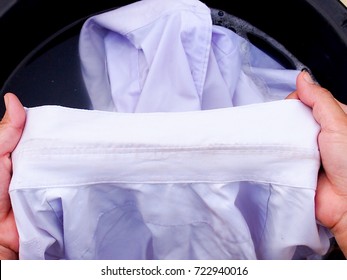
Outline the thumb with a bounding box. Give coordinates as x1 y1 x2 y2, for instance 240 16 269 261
0 93 25 218
0 93 26 156
295 71 346 132
0 93 25 256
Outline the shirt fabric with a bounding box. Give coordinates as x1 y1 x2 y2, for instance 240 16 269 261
9 0 331 259
79 0 299 112
10 101 330 259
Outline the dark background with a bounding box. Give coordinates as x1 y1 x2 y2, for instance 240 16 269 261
1 0 347 108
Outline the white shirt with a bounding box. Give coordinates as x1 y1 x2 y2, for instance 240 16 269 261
10 101 330 259
9 0 331 259
79 0 299 113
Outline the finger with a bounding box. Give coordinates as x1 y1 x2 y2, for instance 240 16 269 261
285 75 347 113
0 93 26 155
296 71 347 132
336 99 347 114
0 93 26 220
285 90 299 100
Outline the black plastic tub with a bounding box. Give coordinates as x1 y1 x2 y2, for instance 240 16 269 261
1 0 347 114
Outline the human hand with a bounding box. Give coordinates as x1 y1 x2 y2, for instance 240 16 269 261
287 71 347 258
0 93 26 260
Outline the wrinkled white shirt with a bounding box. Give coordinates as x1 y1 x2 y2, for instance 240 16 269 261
79 0 299 112
9 0 331 260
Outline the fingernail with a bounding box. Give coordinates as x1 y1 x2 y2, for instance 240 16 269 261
302 69 316 85
4 94 10 110
1 94 10 122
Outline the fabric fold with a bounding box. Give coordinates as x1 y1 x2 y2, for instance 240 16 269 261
10 100 330 259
